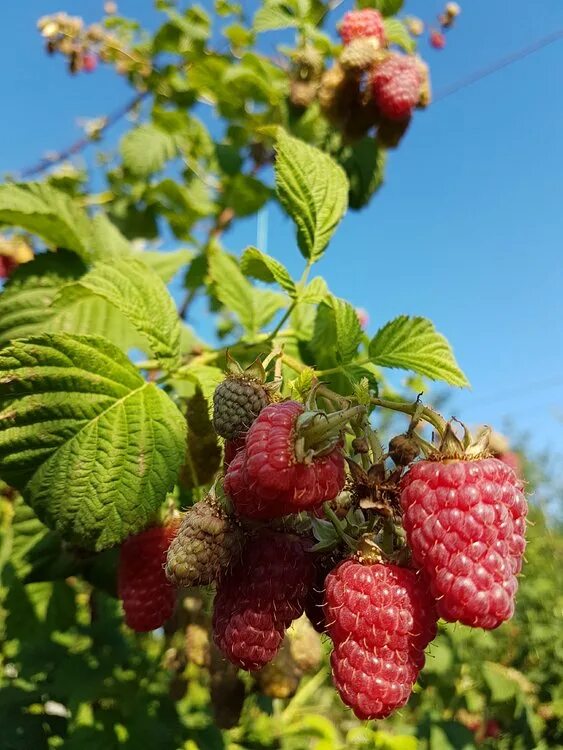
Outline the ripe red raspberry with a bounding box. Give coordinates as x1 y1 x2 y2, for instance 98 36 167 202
118 523 179 632
224 437 245 469
430 30 446 49
0 255 17 279
496 451 521 478
371 54 423 121
339 9 385 46
82 52 98 72
224 401 345 520
400 457 527 629
324 559 437 720
212 532 314 670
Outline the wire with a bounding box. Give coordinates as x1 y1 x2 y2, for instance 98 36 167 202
434 28 563 102
458 376 563 407
14 27 563 178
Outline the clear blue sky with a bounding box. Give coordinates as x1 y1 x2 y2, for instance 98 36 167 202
1 1 563 457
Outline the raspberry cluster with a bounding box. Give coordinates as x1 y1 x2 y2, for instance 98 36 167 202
116 354 527 724
314 9 431 146
38 11 151 78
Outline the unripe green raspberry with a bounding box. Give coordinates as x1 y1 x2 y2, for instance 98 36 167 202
165 500 243 587
212 376 270 440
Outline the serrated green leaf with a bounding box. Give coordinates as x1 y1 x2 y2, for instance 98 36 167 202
208 246 287 336
0 251 143 353
275 129 348 262
54 257 181 367
120 124 177 176
0 183 93 260
254 0 300 31
368 316 469 387
0 334 186 550
138 248 194 283
384 18 415 53
0 250 85 346
299 276 328 304
330 296 363 364
90 213 133 260
240 246 297 296
222 174 272 217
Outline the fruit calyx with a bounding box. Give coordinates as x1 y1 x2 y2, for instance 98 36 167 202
424 421 492 462
294 404 366 462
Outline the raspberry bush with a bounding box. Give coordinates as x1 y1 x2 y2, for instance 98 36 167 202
0 2 559 748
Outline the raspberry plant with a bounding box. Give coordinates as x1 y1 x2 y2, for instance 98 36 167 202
0 2 558 748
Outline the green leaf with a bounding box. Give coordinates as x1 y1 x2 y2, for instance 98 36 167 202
0 183 93 260
54 257 182 367
240 246 297 296
384 18 415 53
137 248 194 283
357 0 404 16
222 174 272 217
89 213 133 260
0 251 143 353
339 136 386 210
0 334 186 550
0 250 85 346
254 0 300 32
208 246 287 336
120 124 177 176
299 276 328 304
330 296 363 364
368 316 469 387
275 129 348 262
482 662 528 703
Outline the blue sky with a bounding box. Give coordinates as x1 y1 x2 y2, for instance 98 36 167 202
1 1 563 457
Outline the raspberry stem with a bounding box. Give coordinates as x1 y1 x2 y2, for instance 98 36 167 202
370 397 447 437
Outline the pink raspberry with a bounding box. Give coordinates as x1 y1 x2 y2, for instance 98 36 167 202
224 401 345 520
212 532 314 670
339 9 386 46
430 30 446 49
324 559 437 720
400 457 527 629
371 53 422 121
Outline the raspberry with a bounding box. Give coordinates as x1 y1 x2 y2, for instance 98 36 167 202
165 499 242 587
213 376 270 440
118 523 179 632
0 255 17 279
497 451 521 477
400 457 527 629
339 9 386 46
340 37 383 74
224 401 345 519
212 532 313 670
372 54 423 121
324 559 437 720
224 437 245 469
82 52 98 72
430 30 446 49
